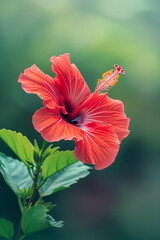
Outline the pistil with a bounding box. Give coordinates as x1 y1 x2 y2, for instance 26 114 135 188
95 64 125 94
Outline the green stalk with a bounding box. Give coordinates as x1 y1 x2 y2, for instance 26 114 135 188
16 164 41 240
17 197 23 213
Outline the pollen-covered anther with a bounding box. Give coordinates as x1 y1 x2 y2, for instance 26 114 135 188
95 64 125 93
102 70 113 79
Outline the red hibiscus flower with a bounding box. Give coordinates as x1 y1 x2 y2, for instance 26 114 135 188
18 54 130 170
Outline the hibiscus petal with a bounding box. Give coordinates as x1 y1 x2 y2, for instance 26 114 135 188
79 93 130 142
18 64 64 110
32 107 83 142
50 53 91 111
74 123 120 170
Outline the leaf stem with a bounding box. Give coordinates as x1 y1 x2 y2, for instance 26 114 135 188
17 197 23 213
19 234 26 240
27 166 33 178
37 178 47 190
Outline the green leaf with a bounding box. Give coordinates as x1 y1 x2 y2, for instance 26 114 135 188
42 150 77 179
0 218 14 240
0 129 34 165
22 205 63 235
0 153 32 197
41 146 59 161
39 160 91 196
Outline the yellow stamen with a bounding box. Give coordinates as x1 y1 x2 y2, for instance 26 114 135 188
102 69 113 79
95 64 124 94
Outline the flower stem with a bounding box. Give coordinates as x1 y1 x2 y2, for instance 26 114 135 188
26 167 40 208
16 215 23 240
16 165 41 240
16 140 47 240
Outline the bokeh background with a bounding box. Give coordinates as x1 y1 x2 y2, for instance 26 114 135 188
0 0 160 239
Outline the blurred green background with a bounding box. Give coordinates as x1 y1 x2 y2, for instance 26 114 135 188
0 0 160 239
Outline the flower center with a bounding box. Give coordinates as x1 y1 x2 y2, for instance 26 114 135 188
70 113 81 125
95 64 125 94
60 110 81 126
